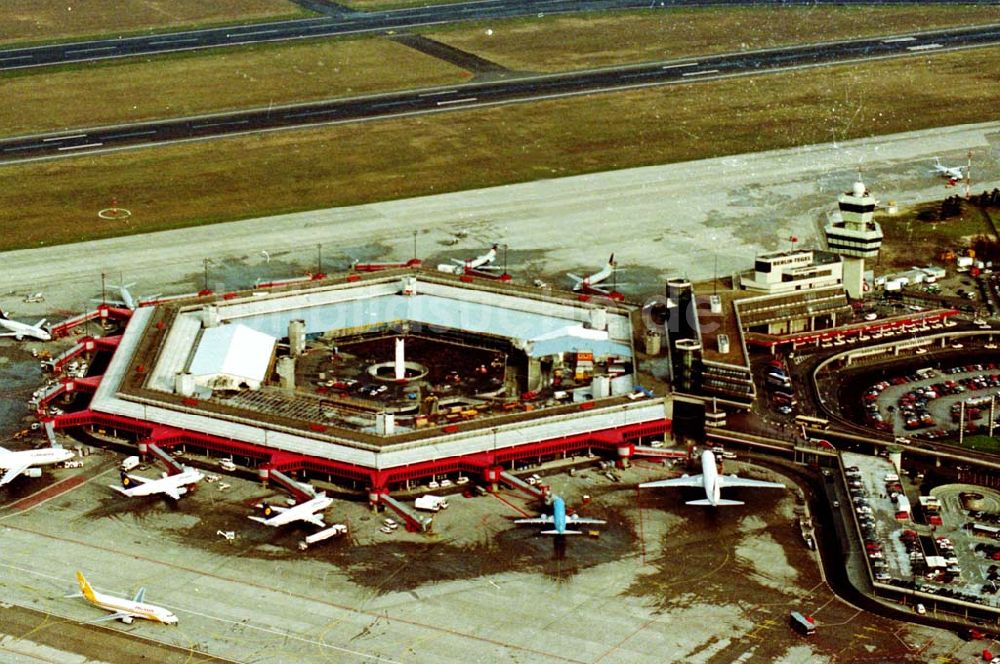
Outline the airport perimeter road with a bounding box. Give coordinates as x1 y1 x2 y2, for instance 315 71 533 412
3 23 999 163
0 0 651 72
1 120 998 317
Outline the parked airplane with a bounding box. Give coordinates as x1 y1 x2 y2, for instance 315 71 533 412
0 445 74 487
72 570 178 624
931 157 966 184
567 254 618 295
248 492 333 527
639 450 784 506
111 467 204 500
515 495 605 535
0 311 51 341
437 245 500 275
106 283 159 310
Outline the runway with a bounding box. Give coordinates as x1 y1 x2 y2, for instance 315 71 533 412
0 0 651 72
3 23 999 164
2 0 996 73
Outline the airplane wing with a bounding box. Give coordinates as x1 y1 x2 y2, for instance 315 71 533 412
35 319 47 329
163 486 182 500
0 463 30 486
718 476 785 490
567 516 606 525
124 473 151 485
566 273 584 283
541 529 583 535
0 332 17 338
514 516 553 525
303 513 326 528
639 474 703 489
89 611 134 624
133 587 146 603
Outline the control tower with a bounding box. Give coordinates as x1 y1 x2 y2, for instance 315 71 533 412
824 179 883 299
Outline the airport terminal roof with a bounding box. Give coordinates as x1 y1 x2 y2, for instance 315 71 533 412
188 323 276 385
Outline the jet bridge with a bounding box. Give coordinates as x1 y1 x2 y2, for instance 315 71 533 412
380 493 432 532
145 443 186 476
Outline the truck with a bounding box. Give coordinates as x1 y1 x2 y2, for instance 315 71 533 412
415 495 449 512
789 611 816 636
120 455 140 472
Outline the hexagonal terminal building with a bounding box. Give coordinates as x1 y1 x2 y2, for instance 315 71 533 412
48 270 672 501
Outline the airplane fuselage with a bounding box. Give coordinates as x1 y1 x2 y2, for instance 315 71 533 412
0 447 74 470
0 319 51 341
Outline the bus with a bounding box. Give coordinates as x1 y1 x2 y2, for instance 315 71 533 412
790 611 816 636
795 415 830 430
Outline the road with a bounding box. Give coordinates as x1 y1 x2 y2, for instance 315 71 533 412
3 23 999 164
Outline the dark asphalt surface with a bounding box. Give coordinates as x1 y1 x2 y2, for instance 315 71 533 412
2 0 997 72
3 23 999 164
0 0 652 71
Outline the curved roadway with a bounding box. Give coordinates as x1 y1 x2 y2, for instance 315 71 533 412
3 23 999 164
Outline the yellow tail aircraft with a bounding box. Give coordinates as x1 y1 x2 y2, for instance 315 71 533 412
74 571 178 624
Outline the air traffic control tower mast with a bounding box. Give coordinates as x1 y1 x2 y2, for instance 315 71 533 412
824 179 883 299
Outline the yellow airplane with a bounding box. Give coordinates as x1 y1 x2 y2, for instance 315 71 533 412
74 571 178 624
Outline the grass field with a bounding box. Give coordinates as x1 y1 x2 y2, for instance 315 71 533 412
5 6 999 137
880 203 993 270
426 6 1000 72
2 45 1000 251
957 435 1000 454
0 40 468 137
0 0 310 46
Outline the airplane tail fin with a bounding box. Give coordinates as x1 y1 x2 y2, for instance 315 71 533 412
0 310 7 320
541 529 582 535
120 471 133 488
608 253 616 267
686 498 744 506
260 501 274 518
75 571 97 602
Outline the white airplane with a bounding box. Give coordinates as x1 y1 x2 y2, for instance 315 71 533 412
0 310 51 341
248 492 333 527
72 570 178 624
515 495 605 535
567 254 618 295
106 283 159 310
639 450 784 506
931 157 966 183
0 445 75 487
437 244 500 275
111 467 204 500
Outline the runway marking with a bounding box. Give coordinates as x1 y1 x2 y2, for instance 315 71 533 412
103 129 157 140
418 90 457 97
56 142 103 151
285 109 334 119
682 69 720 77
191 120 249 129
621 71 660 79
42 134 86 142
238 29 281 37
149 38 200 45
436 97 476 106
662 62 699 69
908 43 943 52
0 55 33 62
64 46 116 55
883 36 917 43
370 100 412 109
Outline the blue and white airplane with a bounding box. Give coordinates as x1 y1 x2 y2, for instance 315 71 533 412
640 450 784 507
515 495 605 535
